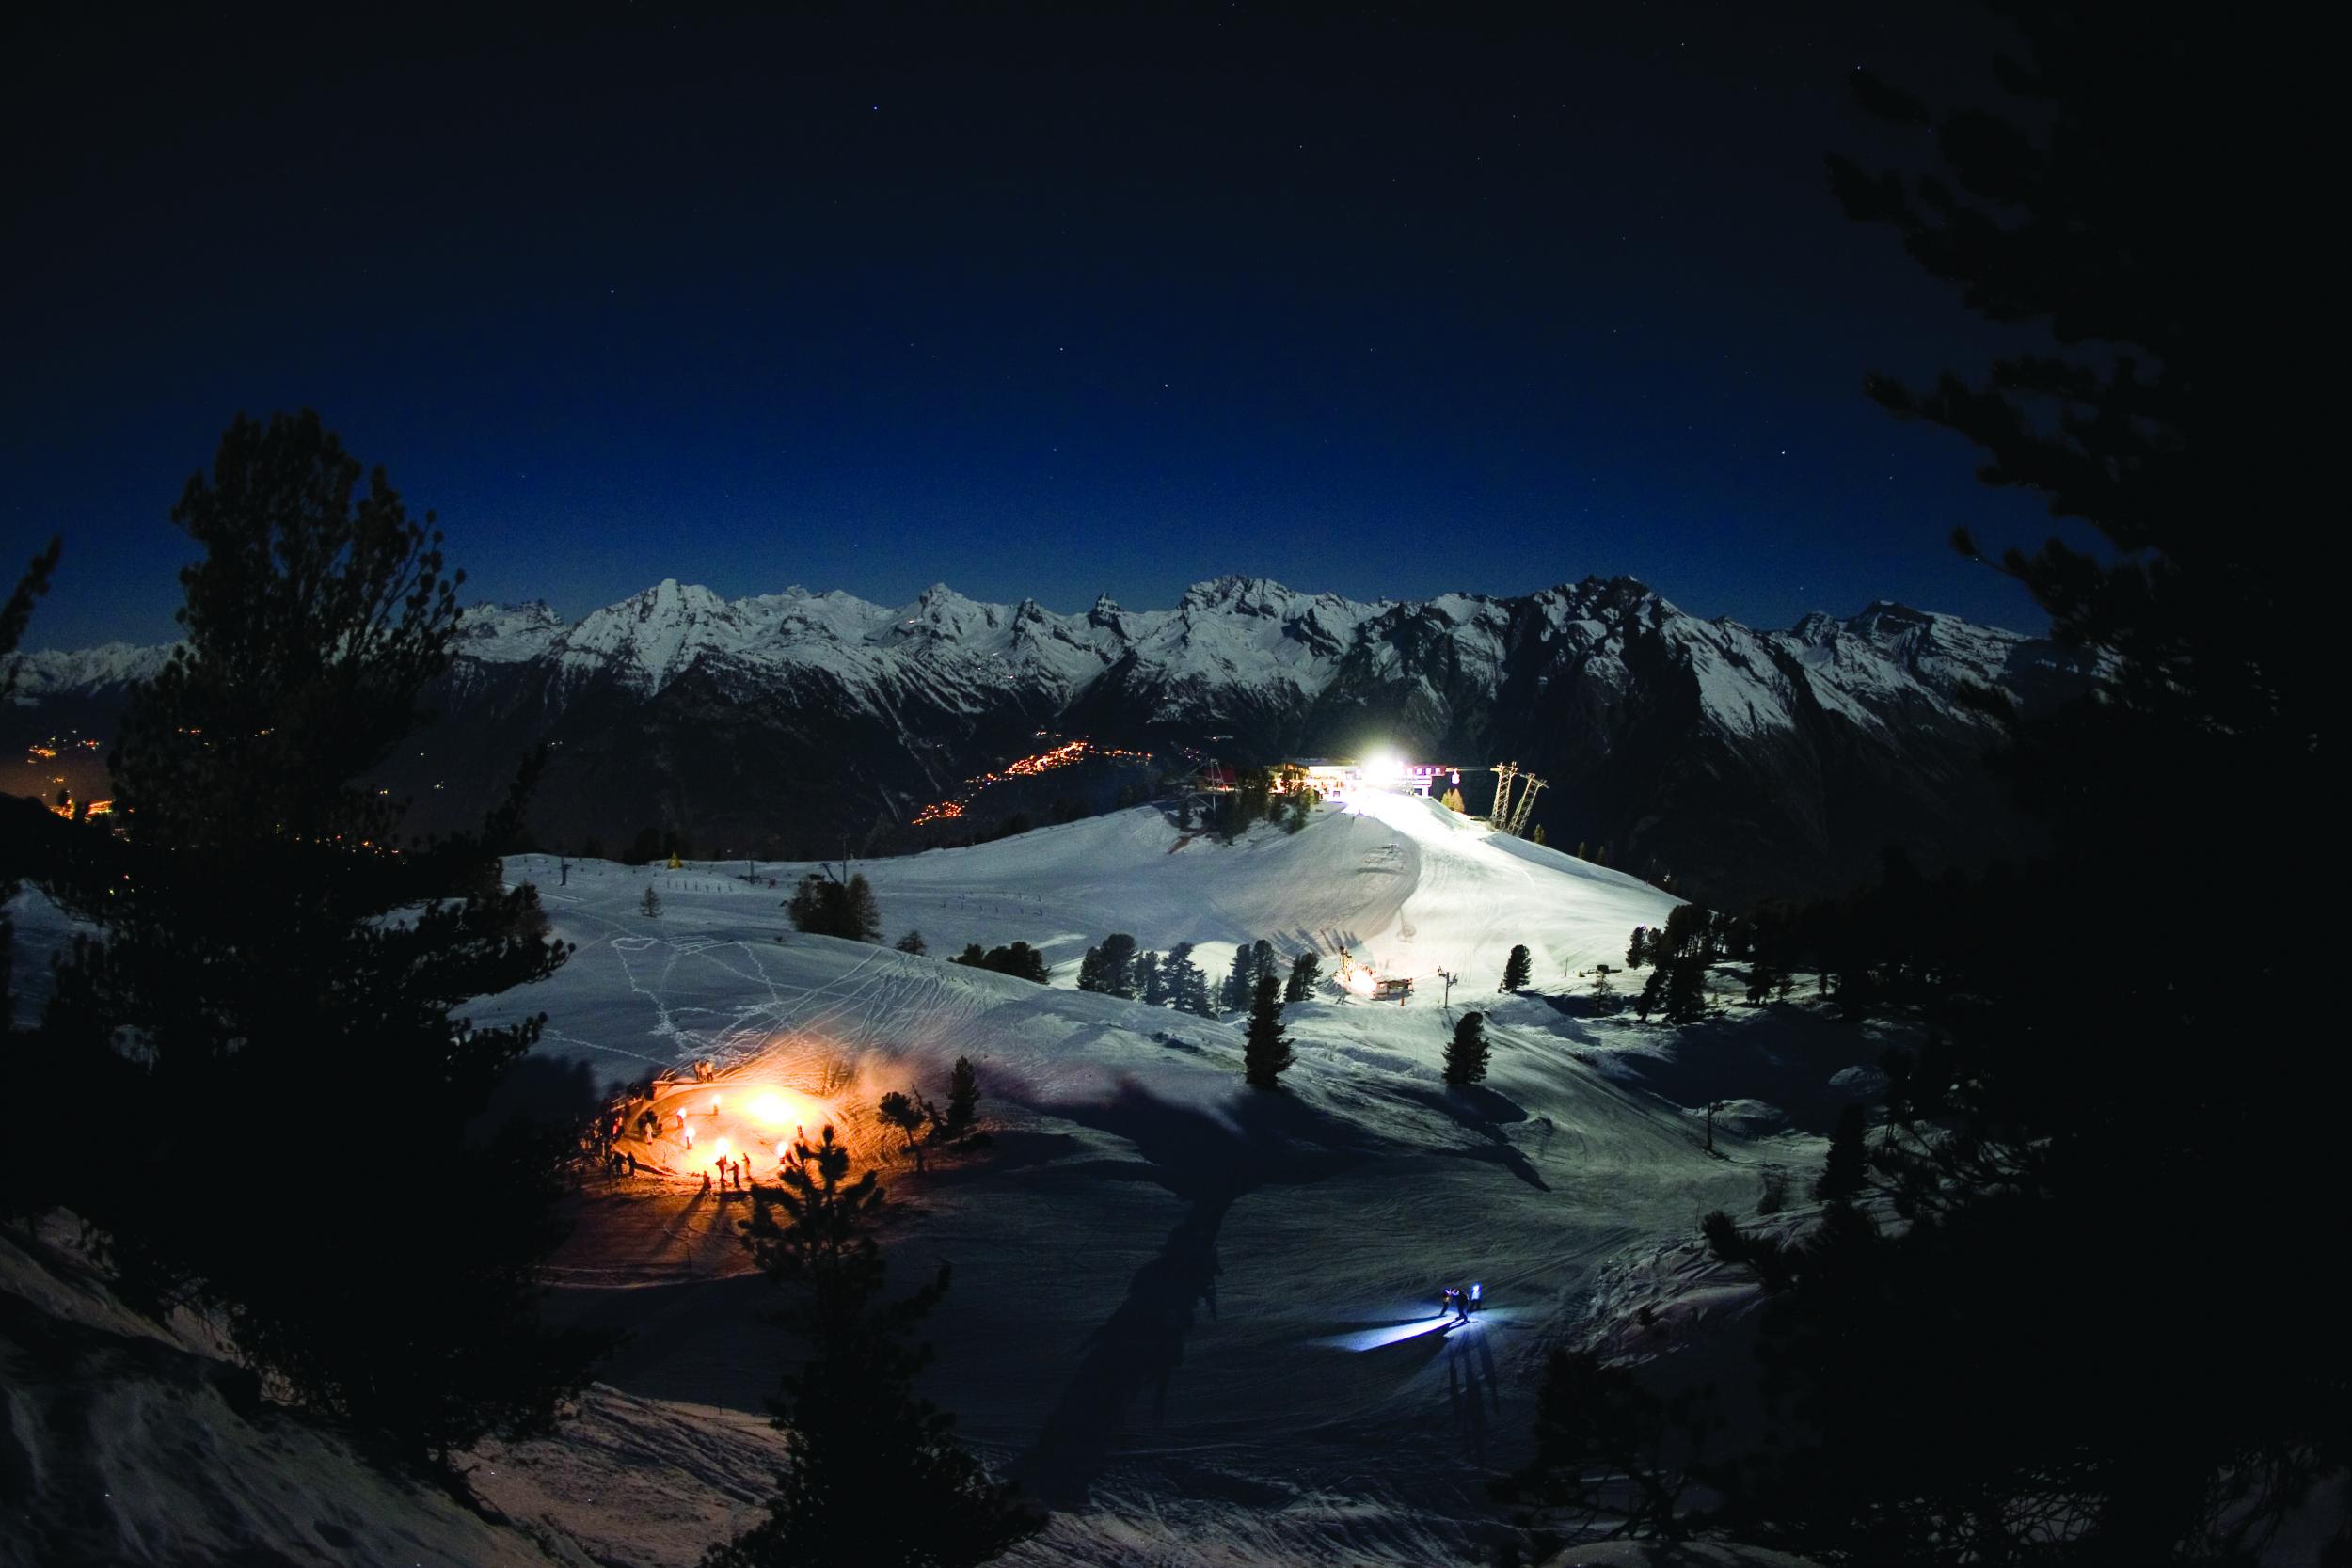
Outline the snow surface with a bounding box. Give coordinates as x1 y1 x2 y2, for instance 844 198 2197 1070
449 800 1874 1561
0 1223 586 1568
2 799 1885 1563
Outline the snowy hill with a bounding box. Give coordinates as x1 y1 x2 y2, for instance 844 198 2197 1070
1 796 1880 1562
442 800 1883 1561
5 573 2094 904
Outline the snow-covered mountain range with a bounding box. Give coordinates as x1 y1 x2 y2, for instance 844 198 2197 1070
6 575 2093 904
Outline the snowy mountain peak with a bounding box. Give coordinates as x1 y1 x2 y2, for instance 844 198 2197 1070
1178 575 1297 616
8 571 2091 903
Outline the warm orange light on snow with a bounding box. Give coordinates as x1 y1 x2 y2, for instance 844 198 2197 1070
743 1087 821 1131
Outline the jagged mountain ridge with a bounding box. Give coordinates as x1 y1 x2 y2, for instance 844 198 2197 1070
6 575 2090 904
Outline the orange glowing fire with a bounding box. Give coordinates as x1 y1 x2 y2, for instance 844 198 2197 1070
745 1090 802 1129
632 1080 825 1179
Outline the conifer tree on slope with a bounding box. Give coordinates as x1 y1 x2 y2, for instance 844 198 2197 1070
1814 1102 1868 1202
1220 942 1257 1010
842 872 882 942
1242 972 1294 1090
1442 1011 1490 1085
1096 932 1138 997
713 1126 1038 1566
1501 943 1533 992
1164 942 1213 1016
1284 950 1321 1003
1664 955 1709 1023
1138 950 1166 1006
942 1055 980 1144
46 411 596 1465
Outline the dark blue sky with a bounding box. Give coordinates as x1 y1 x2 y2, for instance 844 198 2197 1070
4 4 2067 652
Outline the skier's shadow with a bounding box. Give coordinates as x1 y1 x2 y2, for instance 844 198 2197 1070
1012 1084 1359 1510
1443 1323 1505 1463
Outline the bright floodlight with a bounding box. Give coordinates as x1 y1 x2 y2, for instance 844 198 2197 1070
1363 751 1404 783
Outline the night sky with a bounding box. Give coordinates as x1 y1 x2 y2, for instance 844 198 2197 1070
5 4 2065 653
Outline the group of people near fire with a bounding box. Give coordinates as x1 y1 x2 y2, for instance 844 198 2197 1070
577 1072 808 1195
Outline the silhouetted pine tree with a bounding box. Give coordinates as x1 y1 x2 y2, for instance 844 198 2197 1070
843 873 882 942
1627 925 1651 968
641 885 661 917
1242 973 1293 1090
1501 943 1533 992
1165 942 1213 1017
1284 951 1321 1002
1225 768 1271 839
1684 9 2345 1560
1137 950 1166 1006
957 942 1048 983
43 412 597 1466
1219 943 1256 1011
714 1127 1039 1566
1663 957 1709 1023
896 929 927 955
942 1056 979 1144
787 872 828 932
1098 933 1138 997
1814 1102 1868 1202
1442 1011 1489 1085
1634 966 1667 1022
877 1090 934 1172
787 869 882 942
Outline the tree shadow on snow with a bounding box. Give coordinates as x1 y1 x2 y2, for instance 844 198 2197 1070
1010 1083 1363 1509
1393 1084 1549 1192
962 1129 1086 1175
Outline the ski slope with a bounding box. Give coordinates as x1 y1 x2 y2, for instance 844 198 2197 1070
446 800 1885 1563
